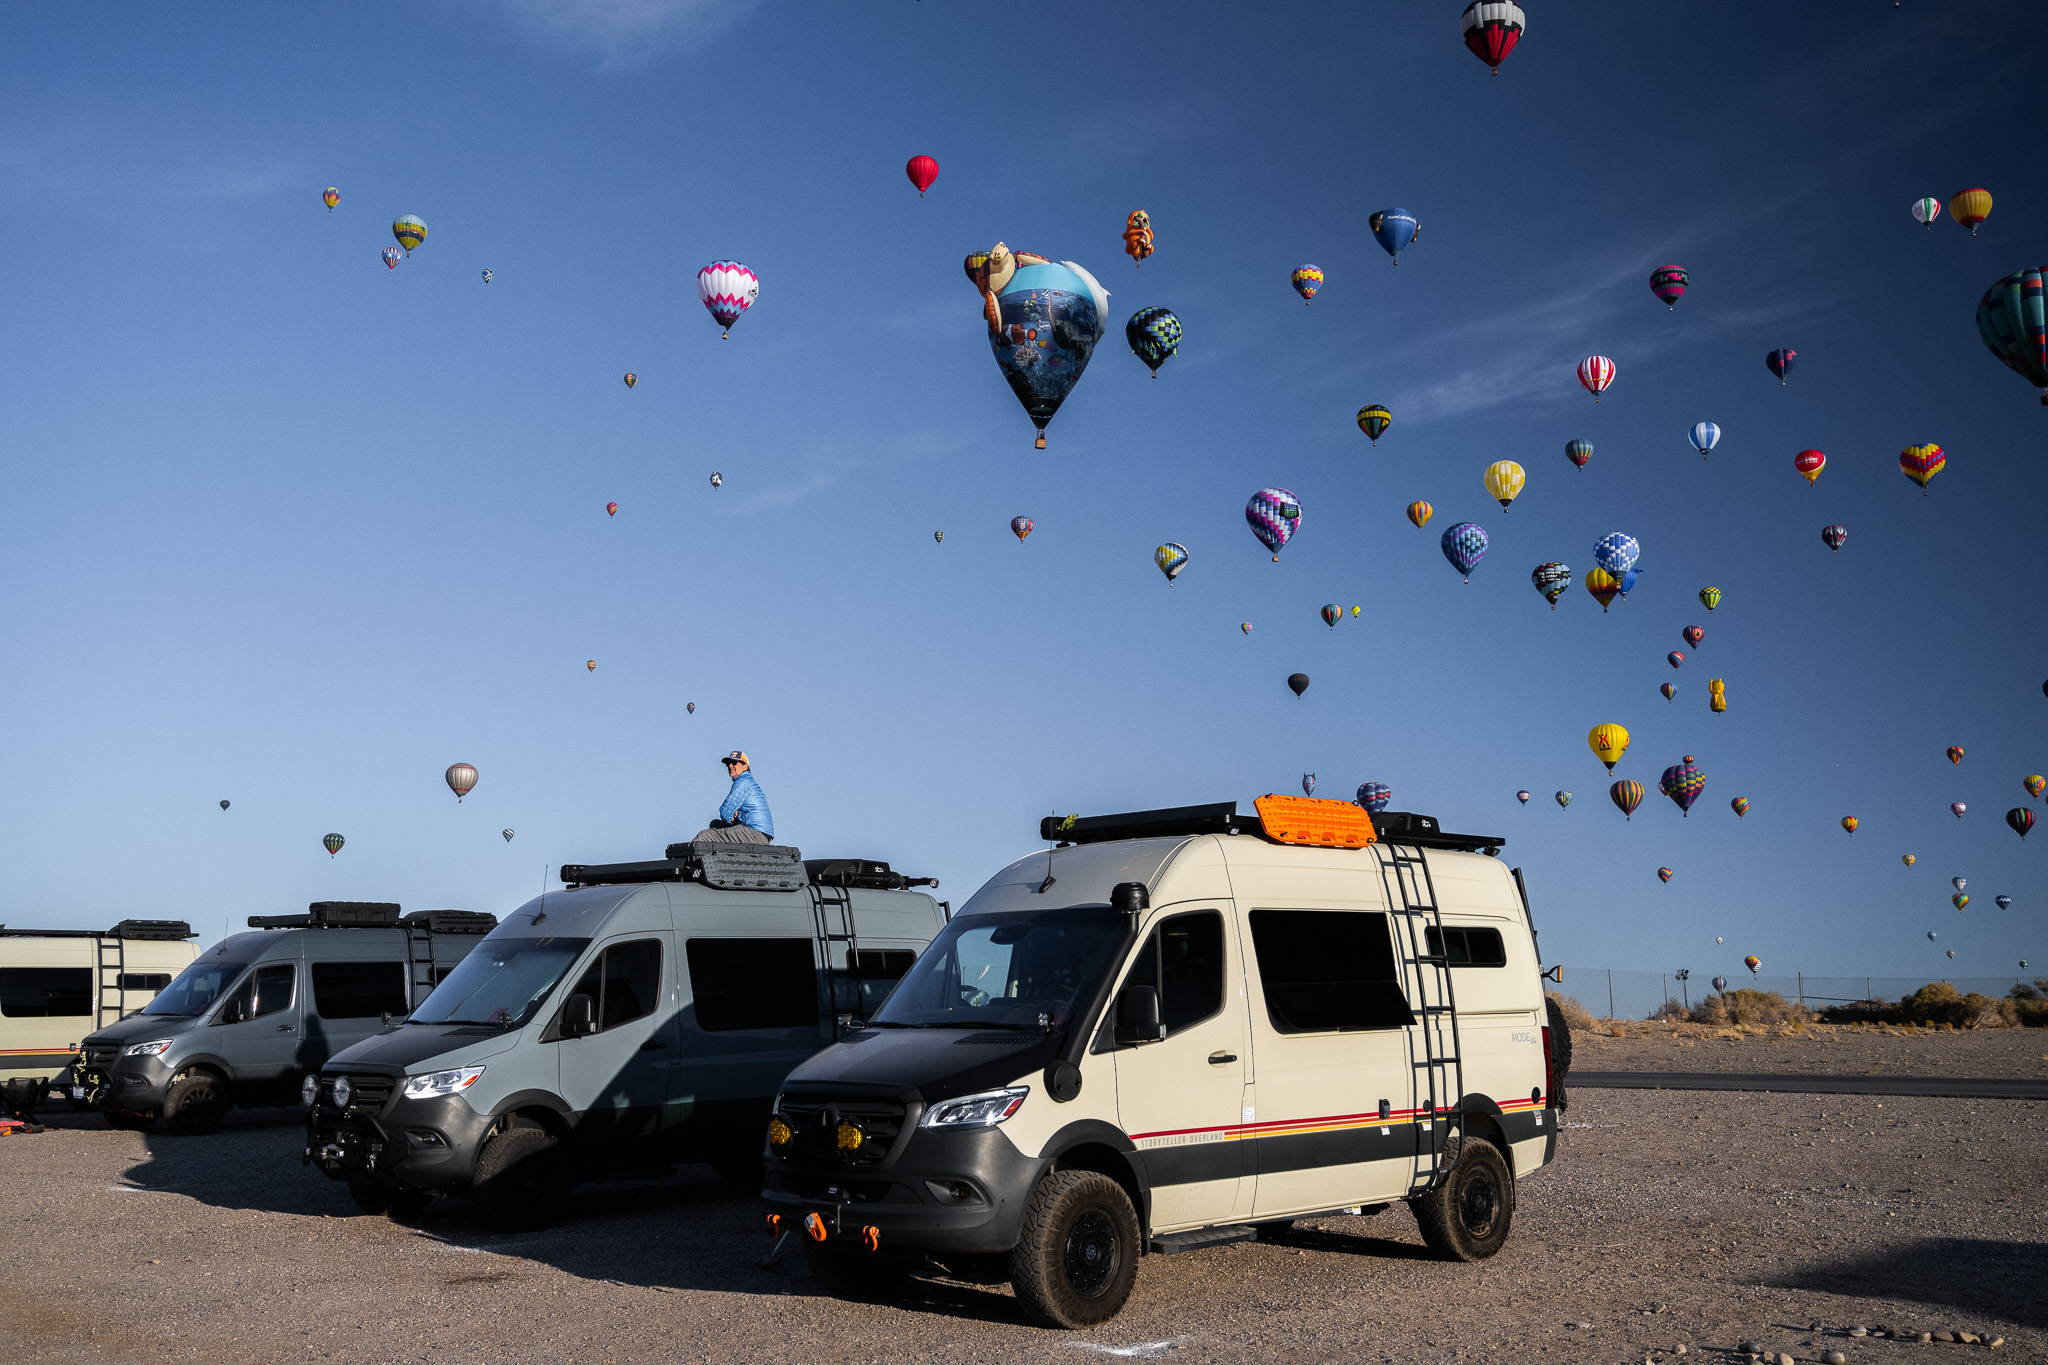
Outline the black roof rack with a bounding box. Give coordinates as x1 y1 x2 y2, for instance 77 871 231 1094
1041 802 1504 856
566 843 807 892
803 859 938 891
0 919 197 941
401 910 498 934
248 902 403 930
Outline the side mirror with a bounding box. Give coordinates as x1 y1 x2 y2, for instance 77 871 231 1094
1114 985 1165 1046
562 993 597 1038
217 998 245 1026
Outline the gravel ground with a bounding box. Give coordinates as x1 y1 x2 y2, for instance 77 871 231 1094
1576 1025 2048 1079
5 1083 2044 1364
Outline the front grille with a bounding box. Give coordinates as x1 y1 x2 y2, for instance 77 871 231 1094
82 1046 118 1068
322 1073 396 1114
778 1098 906 1167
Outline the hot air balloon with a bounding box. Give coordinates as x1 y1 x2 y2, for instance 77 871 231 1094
1955 894 1971 911
1246 487 1302 560
933 530 944 544
698 261 759 339
323 833 345 857
1350 605 1362 618
445 764 478 802
1996 895 2013 910
1126 307 1180 375
391 215 427 253
1154 543 1188 582
1291 265 1323 303
1952 802 1968 819
710 472 724 489
219 800 230 811
606 502 619 517
1974 267 2048 404
1460 0 1525 74
967 245 1108 449
586 660 597 672
1731 796 1750 817
2010 807 2036 839
686 702 696 713
1699 586 1721 611
1948 746 1965 765
1590 727 1631 772
1954 877 1968 892
1712 975 1728 992
1609 779 1644 821
322 187 340 213
1903 853 1916 867
1667 651 1685 669
1660 683 1676 702
1357 405 1392 445
1531 562 1571 609
381 248 402 270
1949 188 1992 235
1821 524 1848 553
1321 604 1340 629
1584 568 1620 612
1946 949 1957 959
1689 421 1721 458
1842 816 1859 835
1517 790 1531 804
1406 500 1433 530
1122 211 1155 267
1369 209 1418 263
1357 782 1391 813
1899 443 1946 493
1577 355 1615 402
1766 348 1796 385
1554 790 1572 809
1649 265 1689 310
1440 522 1489 581
1592 533 1639 579
1660 755 1705 816
2026 775 2046 799
1565 438 1593 470
481 268 492 284
1794 449 1826 485
1657 867 1673 883
1287 673 1311 698
1482 460 1526 510
1743 955 1760 976
1911 196 1941 228
905 155 939 197
1708 678 1727 714
1011 516 1034 542
623 372 637 389
1240 622 1253 635
1928 931 1939 941
1681 625 1704 649
502 829 515 842
1302 773 1317 797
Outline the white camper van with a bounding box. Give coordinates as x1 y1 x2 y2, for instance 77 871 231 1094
762 798 1564 1328
0 921 199 1087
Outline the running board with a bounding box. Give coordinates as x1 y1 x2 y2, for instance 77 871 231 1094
1149 1224 1256 1255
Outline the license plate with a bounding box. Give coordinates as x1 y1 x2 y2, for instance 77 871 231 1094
70 1086 85 1099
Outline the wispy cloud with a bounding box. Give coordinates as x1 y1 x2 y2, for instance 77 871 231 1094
0 135 306 204
477 0 761 71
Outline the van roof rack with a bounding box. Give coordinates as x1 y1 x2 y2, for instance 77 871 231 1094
248 901 404 930
0 919 197 941
400 910 498 934
803 858 939 892
1041 802 1504 856
563 843 808 893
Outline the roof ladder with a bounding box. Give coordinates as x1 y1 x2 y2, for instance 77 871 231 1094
404 923 438 1007
94 934 127 1031
1377 842 1467 1197
812 882 862 1039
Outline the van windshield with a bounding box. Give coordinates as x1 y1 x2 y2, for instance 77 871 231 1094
409 937 590 1029
143 960 247 1016
871 909 1128 1031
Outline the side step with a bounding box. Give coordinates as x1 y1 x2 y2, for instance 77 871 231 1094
1148 1224 1256 1255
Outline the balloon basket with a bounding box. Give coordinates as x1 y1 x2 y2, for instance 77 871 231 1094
1033 432 1047 450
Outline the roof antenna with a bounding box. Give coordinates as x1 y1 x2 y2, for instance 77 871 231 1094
532 864 548 924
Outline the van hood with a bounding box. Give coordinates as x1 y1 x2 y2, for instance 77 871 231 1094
83 1014 198 1048
323 1023 520 1075
781 1026 1062 1105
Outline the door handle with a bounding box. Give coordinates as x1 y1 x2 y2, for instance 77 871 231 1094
1207 1051 1238 1065
640 1039 667 1052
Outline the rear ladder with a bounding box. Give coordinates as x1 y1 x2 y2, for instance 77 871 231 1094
811 883 863 1038
94 934 127 1030
1377 842 1466 1196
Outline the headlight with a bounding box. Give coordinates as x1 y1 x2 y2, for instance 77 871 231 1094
920 1086 1028 1130
301 1075 319 1107
401 1065 486 1100
123 1039 174 1058
331 1076 353 1109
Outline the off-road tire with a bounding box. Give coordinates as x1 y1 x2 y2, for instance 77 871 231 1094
161 1071 228 1135
1546 995 1574 1111
1410 1135 1514 1261
470 1124 571 1232
1008 1169 1141 1329
802 1240 909 1298
102 1110 155 1132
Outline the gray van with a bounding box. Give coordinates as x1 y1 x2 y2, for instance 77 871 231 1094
304 842 946 1229
71 902 496 1134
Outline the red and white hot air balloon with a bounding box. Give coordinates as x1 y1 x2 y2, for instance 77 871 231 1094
1577 355 1615 402
1460 1 1525 75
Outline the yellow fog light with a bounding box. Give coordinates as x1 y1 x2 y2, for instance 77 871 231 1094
834 1121 864 1153
767 1117 793 1148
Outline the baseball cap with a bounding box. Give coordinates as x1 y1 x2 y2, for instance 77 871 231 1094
720 751 749 765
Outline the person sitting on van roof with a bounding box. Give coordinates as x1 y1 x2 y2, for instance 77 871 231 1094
691 752 774 844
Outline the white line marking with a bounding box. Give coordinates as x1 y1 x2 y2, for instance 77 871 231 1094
1071 1339 1187 1357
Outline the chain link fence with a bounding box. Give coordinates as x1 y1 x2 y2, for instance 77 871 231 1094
1553 968 2041 1021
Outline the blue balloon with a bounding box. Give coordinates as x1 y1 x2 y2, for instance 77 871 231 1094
1618 565 1641 598
1357 782 1391 814
1690 421 1721 458
1125 306 1181 375
1593 531 1640 576
989 260 1107 448
1370 208 1418 263
1440 521 1489 581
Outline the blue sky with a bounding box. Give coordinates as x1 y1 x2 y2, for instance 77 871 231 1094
2 2 2043 986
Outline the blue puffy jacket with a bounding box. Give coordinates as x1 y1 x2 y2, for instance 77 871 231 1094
719 773 774 838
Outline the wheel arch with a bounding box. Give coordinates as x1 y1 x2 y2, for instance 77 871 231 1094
1042 1120 1148 1234
1456 1094 1512 1175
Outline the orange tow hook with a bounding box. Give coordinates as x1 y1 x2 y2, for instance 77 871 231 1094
764 1213 783 1236
803 1212 828 1243
860 1225 881 1253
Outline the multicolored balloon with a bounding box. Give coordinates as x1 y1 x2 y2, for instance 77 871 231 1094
1766 348 1796 385
1287 673 1310 697
1711 975 1728 991
1440 522 1489 581
1241 622 1253 635
905 154 939 197
1680 625 1703 649
1660 683 1676 701
1974 268 2048 405
1947 746 1965 765
1565 438 1593 470
1011 516 1034 542
1125 307 1181 375
1698 586 1721 611
586 659 597 671
1731 796 1750 817
2026 775 2046 799
1744 955 1761 975
2010 807 2036 839
1482 460 1525 510
1531 562 1571 609
1357 781 1391 813
381 247 402 270
445 763 478 802
322 186 340 213
1584 568 1620 613
1794 449 1826 485
1689 421 1720 458
1667 651 1685 669
1955 893 1971 911
1657 866 1674 883
1899 443 1946 493
1593 532 1640 577
1554 790 1572 809
1945 949 1956 959
1517 790 1531 804
1320 604 1340 629
323 832 345 857
1659 755 1705 817
686 702 696 713
1406 500 1433 530
1589 724 1630 773
1911 196 1941 228
1369 208 1418 263
392 214 427 253
1609 779 1644 821
1290 265 1323 303
1842 815 1859 834
1948 187 1993 235
1357 405 1392 445
1952 801 1968 819
1820 523 1848 553
481 268 492 284
933 530 945 544
1153 542 1188 583
1649 265 1689 310
1245 487 1302 560
1460 0 1525 73
1302 773 1316 797
1902 853 1916 867
623 373 637 389
1577 355 1615 402
1122 211 1155 267
698 260 759 339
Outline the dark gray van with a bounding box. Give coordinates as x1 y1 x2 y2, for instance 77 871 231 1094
305 843 946 1229
71 902 495 1134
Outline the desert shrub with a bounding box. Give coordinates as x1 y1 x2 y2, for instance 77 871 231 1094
2008 992 2048 1027
1894 982 2011 1028
1819 997 1901 1025
1689 988 1812 1027
1546 990 1595 1030
1648 998 1690 1022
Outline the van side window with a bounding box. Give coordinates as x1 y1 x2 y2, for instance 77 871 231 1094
119 973 172 993
1120 911 1224 1038
311 962 408 1019
1424 926 1507 968
688 939 819 1032
0 967 91 1017
1248 910 1415 1034
850 949 915 981
564 940 663 1032
223 964 295 1022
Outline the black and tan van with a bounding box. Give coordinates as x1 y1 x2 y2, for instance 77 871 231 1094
1 920 199 1089
761 797 1564 1327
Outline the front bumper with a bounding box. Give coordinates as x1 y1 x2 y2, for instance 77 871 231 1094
763 1123 1047 1257
75 1054 174 1114
305 1091 493 1193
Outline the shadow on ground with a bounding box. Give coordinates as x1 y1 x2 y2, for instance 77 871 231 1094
1768 1237 2048 1331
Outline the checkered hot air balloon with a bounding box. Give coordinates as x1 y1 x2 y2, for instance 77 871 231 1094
1649 265 1689 310
1154 542 1189 582
1821 524 1848 553
1593 532 1639 576
1899 443 1946 493
1125 307 1181 376
1564 438 1593 470
1291 265 1323 303
444 764 477 802
697 261 759 338
1973 266 2048 405
1245 488 1302 560
1460 0 1525 74
481 268 492 284
1357 782 1391 814
1698 586 1721 611
1531 562 1571 610
1577 355 1615 401
2024 775 2046 799
1659 756 1705 817
1440 522 1489 582
1482 461 1526 510
1357 405 1392 445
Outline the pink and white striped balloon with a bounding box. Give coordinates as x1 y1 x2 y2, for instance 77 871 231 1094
697 261 759 338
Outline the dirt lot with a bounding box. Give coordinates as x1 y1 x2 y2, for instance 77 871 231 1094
1574 1022 2048 1079
6 1060 2044 1365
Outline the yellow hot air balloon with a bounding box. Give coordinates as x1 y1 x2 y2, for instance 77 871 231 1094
1406 500 1433 530
1482 460 1527 511
392 214 428 253
1708 678 1727 713
321 186 340 213
1841 815 1859 835
623 372 637 388
1587 723 1630 773
1947 187 1992 236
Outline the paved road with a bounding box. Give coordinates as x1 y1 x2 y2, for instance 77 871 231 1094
1575 1070 2048 1100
